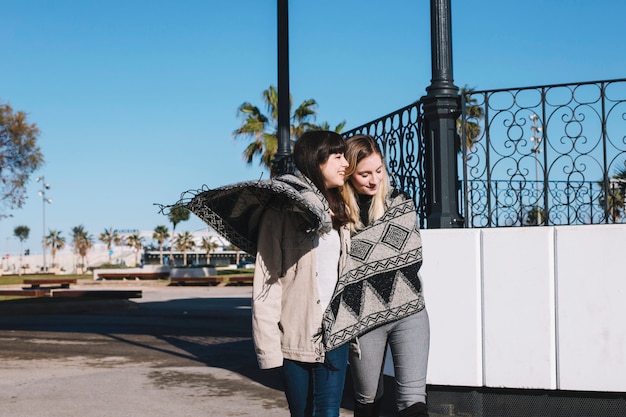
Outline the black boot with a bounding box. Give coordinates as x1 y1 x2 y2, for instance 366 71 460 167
354 399 382 417
398 401 429 417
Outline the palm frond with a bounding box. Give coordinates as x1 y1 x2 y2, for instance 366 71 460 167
263 86 280 121
243 140 263 164
293 99 318 123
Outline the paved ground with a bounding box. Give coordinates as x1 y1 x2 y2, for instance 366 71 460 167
0 282 397 417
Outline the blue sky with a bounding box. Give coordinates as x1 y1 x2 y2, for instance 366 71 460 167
1 0 625 255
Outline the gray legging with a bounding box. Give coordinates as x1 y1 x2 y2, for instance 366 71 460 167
349 308 430 411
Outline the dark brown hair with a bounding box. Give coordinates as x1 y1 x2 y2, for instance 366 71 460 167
293 130 350 229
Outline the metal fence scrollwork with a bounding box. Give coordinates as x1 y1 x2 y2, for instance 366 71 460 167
462 78 626 227
343 78 626 228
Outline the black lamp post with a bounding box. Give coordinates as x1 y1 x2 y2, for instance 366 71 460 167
421 0 464 228
272 0 293 177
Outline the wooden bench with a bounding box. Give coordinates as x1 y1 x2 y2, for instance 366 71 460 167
222 275 253 285
170 276 221 286
0 289 52 297
96 272 170 280
0 288 142 299
50 290 142 299
22 278 77 289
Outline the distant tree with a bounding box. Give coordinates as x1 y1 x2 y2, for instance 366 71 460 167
226 243 241 266
233 85 344 172
13 225 30 275
200 236 219 265
44 229 66 268
456 86 484 152
126 233 144 266
525 206 547 226
71 225 94 274
599 164 626 223
13 225 29 244
168 205 189 259
152 225 170 265
0 102 45 212
99 227 120 264
175 231 195 266
168 206 190 235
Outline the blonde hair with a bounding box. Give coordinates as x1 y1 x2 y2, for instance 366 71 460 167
342 135 391 233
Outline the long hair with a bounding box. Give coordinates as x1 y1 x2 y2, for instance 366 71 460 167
293 130 350 230
342 134 391 233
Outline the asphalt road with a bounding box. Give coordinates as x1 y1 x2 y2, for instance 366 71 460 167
0 283 385 417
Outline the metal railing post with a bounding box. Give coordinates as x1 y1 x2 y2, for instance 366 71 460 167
421 0 463 228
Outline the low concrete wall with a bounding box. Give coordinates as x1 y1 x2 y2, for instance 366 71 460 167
93 265 219 280
383 224 626 393
170 266 217 278
93 265 171 280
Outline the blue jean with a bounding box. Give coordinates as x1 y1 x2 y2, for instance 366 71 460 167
280 343 349 417
349 308 430 411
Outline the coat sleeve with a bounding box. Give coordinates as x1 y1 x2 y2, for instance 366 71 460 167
251 208 285 369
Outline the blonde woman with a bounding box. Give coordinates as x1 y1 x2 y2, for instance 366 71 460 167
322 135 430 417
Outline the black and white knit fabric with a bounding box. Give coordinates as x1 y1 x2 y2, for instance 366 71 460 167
163 171 332 256
321 189 425 350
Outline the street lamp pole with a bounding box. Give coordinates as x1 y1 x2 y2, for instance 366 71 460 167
273 0 293 177
4 236 8 271
1 214 13 271
422 0 463 228
530 114 543 225
35 176 52 271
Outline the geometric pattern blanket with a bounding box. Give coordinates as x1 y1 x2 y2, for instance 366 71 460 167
162 171 333 257
321 189 425 350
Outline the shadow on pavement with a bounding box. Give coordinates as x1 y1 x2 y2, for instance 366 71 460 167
0 294 390 414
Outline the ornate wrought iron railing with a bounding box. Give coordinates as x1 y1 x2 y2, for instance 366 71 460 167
344 78 626 228
462 78 626 227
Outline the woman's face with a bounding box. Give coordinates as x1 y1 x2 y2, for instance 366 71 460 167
349 153 384 196
320 153 349 189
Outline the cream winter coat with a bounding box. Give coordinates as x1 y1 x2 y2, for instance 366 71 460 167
252 208 350 369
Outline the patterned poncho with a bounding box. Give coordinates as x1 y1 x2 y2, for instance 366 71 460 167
164 171 333 257
321 189 425 350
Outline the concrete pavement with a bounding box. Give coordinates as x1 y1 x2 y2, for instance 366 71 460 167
0 282 396 417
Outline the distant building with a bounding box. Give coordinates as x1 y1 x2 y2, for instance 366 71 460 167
143 249 253 267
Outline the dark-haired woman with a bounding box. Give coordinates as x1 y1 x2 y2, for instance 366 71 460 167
252 130 352 417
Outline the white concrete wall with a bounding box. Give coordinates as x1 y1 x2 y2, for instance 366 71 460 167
385 224 626 393
555 225 626 391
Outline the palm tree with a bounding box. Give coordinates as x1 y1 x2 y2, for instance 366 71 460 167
99 227 120 264
525 206 547 226
152 225 170 265
227 243 241 266
599 165 626 223
13 225 29 275
200 236 219 265
175 231 196 266
234 85 345 172
44 229 66 268
456 86 484 152
168 206 189 237
126 233 144 267
168 206 189 263
71 225 93 274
